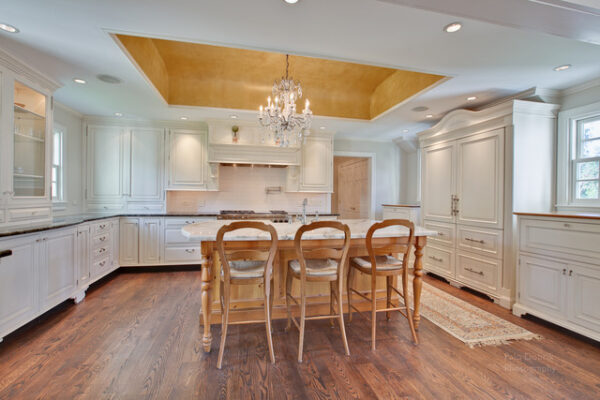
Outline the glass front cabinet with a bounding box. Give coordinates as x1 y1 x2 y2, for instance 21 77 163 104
0 52 58 226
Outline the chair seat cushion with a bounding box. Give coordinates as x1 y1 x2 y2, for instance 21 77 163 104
289 258 339 277
222 260 266 279
351 255 404 272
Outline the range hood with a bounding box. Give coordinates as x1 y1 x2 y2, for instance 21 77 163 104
208 143 300 166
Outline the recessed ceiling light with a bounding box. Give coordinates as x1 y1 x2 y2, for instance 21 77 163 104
73 78 86 84
97 74 122 84
284 0 299 4
554 64 571 71
443 22 462 33
412 106 429 112
0 23 19 33
230 115 238 119
114 112 123 117
320 126 326 130
425 114 434 118
467 96 477 101
403 129 409 133
180 116 189 120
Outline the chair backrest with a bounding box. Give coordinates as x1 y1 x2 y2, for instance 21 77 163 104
293 221 351 279
216 221 278 281
366 219 414 271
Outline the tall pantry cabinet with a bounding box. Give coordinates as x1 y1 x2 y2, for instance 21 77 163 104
418 100 559 307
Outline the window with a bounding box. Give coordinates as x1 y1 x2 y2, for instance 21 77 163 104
573 116 600 201
51 126 64 202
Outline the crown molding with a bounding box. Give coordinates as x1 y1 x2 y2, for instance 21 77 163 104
560 76 600 97
0 48 61 92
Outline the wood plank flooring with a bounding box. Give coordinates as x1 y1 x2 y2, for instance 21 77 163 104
0 270 599 399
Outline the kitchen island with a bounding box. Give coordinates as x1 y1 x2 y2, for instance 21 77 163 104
182 219 437 352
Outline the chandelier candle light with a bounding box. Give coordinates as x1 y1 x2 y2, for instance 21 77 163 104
258 54 313 147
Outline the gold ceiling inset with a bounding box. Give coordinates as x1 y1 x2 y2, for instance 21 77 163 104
116 34 446 120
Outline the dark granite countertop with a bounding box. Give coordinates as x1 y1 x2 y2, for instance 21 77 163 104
0 212 340 238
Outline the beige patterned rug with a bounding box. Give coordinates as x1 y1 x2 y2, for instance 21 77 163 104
409 280 542 347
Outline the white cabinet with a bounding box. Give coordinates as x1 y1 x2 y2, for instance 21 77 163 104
86 125 125 203
139 217 163 265
382 206 420 223
167 129 208 190
0 235 38 340
422 142 455 223
515 216 600 341
128 128 164 202
39 228 77 312
119 217 139 266
76 224 91 290
299 134 333 192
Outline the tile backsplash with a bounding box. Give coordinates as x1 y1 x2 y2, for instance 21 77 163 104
167 165 330 214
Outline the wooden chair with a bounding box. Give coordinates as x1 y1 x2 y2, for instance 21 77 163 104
216 221 278 369
285 221 351 363
347 219 418 350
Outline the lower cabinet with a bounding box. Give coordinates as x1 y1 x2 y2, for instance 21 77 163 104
120 218 140 266
76 224 92 289
140 218 163 265
39 228 77 312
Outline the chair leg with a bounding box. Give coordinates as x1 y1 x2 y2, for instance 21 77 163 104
347 266 355 323
386 276 392 321
264 281 275 364
217 280 230 369
329 281 335 327
336 280 350 356
269 279 275 331
298 281 306 363
402 271 419 344
285 269 293 331
371 275 377 351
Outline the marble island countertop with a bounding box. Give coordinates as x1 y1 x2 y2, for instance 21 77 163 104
182 219 437 242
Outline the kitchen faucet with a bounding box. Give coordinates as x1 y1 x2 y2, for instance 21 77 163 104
301 198 308 224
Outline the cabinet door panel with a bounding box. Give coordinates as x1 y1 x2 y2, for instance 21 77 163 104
168 130 206 189
519 255 566 319
140 218 162 265
41 229 77 311
456 129 504 229
77 225 91 288
119 218 139 265
0 237 38 336
300 135 332 192
130 128 164 200
568 264 600 332
422 142 455 223
87 126 123 201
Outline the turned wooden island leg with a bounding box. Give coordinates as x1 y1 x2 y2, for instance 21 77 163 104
200 244 213 353
412 236 426 330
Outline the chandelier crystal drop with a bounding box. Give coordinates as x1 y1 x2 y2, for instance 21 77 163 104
258 54 313 147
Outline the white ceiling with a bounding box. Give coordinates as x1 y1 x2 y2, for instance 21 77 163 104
1 0 600 140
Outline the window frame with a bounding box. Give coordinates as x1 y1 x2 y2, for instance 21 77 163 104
571 115 600 203
557 100 600 210
51 124 65 204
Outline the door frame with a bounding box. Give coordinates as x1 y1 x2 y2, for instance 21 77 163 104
333 151 376 219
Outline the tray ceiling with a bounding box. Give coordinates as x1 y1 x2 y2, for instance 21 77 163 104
115 34 445 120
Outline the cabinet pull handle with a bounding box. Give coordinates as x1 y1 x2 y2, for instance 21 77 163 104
429 255 443 262
562 268 566 275
99 224 106 229
465 237 485 244
185 249 195 253
99 261 106 267
0 250 12 259
569 270 573 276
437 232 445 236
465 267 484 276
99 236 107 242
563 223 571 228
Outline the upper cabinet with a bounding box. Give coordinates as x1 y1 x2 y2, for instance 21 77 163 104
299 134 334 192
128 128 164 202
87 125 125 203
166 129 208 190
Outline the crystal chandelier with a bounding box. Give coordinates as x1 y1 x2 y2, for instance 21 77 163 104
258 54 313 147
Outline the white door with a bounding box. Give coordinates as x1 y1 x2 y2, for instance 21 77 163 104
167 130 207 190
518 255 567 319
300 135 333 192
40 228 77 311
140 218 162 265
119 218 139 265
567 263 600 333
0 236 38 338
76 225 91 288
87 125 124 202
456 129 504 229
422 142 456 223
129 128 164 201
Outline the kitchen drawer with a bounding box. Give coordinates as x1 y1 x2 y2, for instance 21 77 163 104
520 217 600 264
423 244 454 279
457 225 503 259
8 207 51 222
165 217 216 227
164 246 202 263
92 245 111 259
456 250 500 293
127 203 164 213
87 203 124 212
92 256 112 277
92 220 114 235
92 232 112 247
423 220 455 248
165 228 193 244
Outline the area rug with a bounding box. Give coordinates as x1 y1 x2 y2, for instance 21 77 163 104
406 280 542 348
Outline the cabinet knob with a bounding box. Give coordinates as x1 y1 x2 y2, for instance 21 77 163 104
562 268 566 275
569 270 573 276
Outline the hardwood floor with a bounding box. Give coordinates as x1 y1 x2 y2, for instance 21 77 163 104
1 270 599 399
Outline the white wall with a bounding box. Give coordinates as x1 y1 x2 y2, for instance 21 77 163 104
333 139 401 219
53 103 84 216
399 149 420 205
